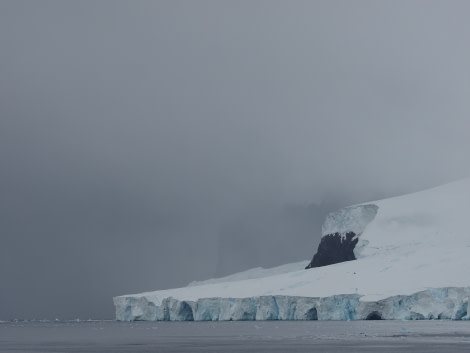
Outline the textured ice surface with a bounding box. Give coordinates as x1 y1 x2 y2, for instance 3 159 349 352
321 204 378 237
114 287 470 321
115 179 470 321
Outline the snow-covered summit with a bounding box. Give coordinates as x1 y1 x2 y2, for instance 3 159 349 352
114 179 470 321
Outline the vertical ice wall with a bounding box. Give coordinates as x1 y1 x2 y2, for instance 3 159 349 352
114 288 470 321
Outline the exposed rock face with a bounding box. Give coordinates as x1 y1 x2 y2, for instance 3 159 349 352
305 204 378 269
305 232 358 269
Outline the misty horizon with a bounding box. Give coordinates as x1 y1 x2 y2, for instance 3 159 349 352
1 0 470 320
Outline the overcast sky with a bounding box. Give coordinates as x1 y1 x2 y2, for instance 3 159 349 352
1 0 470 320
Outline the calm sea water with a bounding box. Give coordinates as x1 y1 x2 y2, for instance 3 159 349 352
1 320 470 352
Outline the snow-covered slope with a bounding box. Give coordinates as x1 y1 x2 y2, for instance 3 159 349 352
114 179 470 321
187 261 307 287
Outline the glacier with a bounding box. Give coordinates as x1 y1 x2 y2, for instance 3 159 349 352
114 178 470 321
114 288 470 321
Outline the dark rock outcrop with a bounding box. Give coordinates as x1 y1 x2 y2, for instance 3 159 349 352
305 232 358 269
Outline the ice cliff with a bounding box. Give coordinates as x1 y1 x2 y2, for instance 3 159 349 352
114 179 470 321
115 288 470 321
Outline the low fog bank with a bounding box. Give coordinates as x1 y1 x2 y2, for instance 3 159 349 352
215 200 343 277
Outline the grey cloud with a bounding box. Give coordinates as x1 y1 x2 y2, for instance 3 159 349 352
1 0 470 319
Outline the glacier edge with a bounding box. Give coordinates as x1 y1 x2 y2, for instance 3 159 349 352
114 287 470 321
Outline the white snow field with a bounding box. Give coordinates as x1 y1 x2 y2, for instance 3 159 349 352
114 179 470 321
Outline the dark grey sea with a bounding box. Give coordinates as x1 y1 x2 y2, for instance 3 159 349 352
1 320 470 353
